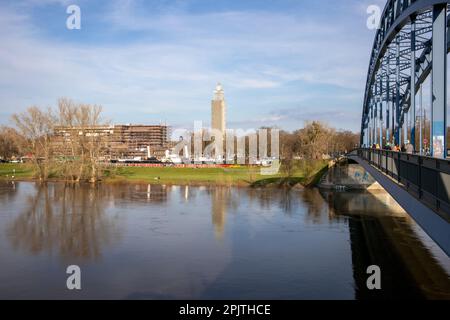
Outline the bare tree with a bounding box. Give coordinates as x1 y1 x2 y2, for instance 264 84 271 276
331 130 359 154
0 126 24 160
56 98 81 181
296 121 331 160
56 98 107 182
12 107 55 180
278 122 360 178
78 103 105 182
11 100 108 182
280 130 298 177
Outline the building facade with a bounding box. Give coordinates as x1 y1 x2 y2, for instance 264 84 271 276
110 124 169 159
211 83 226 135
53 124 169 160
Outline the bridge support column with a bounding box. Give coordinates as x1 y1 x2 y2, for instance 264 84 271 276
410 16 416 151
386 100 391 143
392 89 395 144
395 37 401 145
369 105 373 146
374 82 379 146
365 126 369 147
379 78 383 146
373 101 376 146
431 4 447 158
419 84 423 155
373 109 376 146
386 57 391 144
379 100 383 146
404 111 408 144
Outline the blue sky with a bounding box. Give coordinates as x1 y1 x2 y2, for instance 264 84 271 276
0 0 386 132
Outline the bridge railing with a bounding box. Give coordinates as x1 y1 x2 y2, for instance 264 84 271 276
357 148 450 221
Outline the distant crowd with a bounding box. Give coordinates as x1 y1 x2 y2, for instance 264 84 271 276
370 140 415 154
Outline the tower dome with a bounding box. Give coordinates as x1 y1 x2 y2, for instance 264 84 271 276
213 83 224 101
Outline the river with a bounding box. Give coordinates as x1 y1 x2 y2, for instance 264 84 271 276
0 181 449 299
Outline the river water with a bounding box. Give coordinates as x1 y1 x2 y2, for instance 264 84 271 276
0 181 449 299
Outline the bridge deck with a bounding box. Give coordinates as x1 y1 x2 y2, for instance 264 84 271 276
349 154 450 257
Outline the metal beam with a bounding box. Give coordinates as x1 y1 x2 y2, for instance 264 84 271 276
361 1 450 142
395 37 401 145
431 4 447 158
364 1 449 107
379 78 383 145
411 17 417 150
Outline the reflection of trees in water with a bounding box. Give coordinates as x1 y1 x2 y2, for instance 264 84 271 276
8 183 120 260
0 181 19 205
244 188 332 221
299 188 325 222
321 190 397 217
245 189 296 214
245 189 273 210
109 183 168 203
240 188 329 220
278 191 293 214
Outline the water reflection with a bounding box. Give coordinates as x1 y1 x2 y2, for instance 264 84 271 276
0 181 18 203
8 183 120 260
109 183 168 204
210 188 229 239
0 181 449 299
322 190 450 299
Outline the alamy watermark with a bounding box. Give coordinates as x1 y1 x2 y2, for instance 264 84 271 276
366 265 381 290
66 265 81 290
64 263 380 292
366 5 382 30
171 121 280 175
66 5 81 30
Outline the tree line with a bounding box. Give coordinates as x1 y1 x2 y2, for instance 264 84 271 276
1 98 106 182
0 100 359 181
279 121 359 160
278 121 359 176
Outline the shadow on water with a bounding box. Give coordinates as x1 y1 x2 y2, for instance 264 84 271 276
320 189 450 300
199 188 450 299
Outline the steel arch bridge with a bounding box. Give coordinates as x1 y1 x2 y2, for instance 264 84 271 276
361 0 450 158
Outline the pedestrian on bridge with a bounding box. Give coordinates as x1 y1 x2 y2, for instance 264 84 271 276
405 140 414 154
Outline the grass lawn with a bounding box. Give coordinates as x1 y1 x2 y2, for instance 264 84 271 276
109 166 282 186
0 163 34 179
0 160 329 187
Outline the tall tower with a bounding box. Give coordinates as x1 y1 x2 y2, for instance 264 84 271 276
211 83 226 135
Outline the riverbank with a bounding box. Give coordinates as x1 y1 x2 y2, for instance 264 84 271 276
108 166 281 186
0 162 328 187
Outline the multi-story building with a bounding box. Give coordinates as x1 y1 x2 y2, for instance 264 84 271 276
110 124 169 159
211 83 226 135
52 124 170 160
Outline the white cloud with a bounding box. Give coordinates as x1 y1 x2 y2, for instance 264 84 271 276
0 1 375 131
